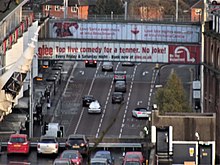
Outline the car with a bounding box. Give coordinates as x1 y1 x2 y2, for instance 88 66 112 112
123 151 145 164
132 107 151 118
65 134 89 156
82 95 95 107
114 80 126 93
209 0 220 5
60 150 83 165
102 62 113 71
123 158 142 165
88 100 102 114
37 135 59 155
122 62 135 66
113 71 126 82
90 158 108 165
112 92 124 104
93 150 114 165
7 134 30 155
85 60 97 67
53 158 72 165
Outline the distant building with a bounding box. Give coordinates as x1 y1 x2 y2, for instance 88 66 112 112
138 6 164 21
190 0 204 22
41 0 97 19
203 13 220 162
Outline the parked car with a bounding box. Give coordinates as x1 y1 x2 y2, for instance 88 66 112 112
7 134 30 155
60 150 83 165
37 135 59 155
53 158 72 165
65 134 89 156
88 100 102 114
85 60 97 67
123 151 145 165
114 80 126 93
122 62 135 66
102 62 113 71
112 92 124 104
90 158 108 165
93 150 114 165
132 107 151 118
82 95 95 107
114 71 126 82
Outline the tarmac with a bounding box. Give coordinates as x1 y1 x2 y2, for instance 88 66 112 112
0 61 75 138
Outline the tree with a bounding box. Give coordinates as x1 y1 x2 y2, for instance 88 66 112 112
155 72 191 114
95 0 124 15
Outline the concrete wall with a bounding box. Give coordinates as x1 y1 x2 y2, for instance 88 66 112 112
151 110 216 141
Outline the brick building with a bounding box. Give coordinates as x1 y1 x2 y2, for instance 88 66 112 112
203 13 220 162
42 0 96 19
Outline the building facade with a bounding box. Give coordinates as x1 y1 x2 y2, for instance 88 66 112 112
204 13 220 162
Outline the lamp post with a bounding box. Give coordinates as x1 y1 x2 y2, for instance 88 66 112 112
176 0 178 22
195 132 200 165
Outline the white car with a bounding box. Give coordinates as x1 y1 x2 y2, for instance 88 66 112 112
37 136 59 155
132 107 151 118
88 100 102 114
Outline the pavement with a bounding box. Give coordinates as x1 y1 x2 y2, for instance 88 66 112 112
0 61 75 138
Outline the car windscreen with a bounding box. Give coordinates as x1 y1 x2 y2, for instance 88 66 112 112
10 137 26 143
125 162 140 165
61 152 78 159
94 153 111 159
40 138 56 143
91 163 106 165
68 138 84 144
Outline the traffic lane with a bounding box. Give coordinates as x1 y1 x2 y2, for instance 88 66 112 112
74 67 114 136
120 64 156 137
97 64 137 137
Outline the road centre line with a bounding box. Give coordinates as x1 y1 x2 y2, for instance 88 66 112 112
95 62 120 137
119 65 137 138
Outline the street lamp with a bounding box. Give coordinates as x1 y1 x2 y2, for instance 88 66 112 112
176 0 178 22
195 132 200 165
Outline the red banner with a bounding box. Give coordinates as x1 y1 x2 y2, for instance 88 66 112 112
168 45 201 64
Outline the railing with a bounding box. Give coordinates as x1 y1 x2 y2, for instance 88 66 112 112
34 13 197 24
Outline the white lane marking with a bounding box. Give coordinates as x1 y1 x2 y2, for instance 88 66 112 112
74 63 101 134
9 161 30 165
119 65 137 138
95 62 121 137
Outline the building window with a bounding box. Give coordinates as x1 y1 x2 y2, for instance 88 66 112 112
71 6 78 13
55 6 61 11
45 5 50 11
195 9 202 15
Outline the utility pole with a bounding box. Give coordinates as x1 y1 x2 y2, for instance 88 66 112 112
176 0 178 22
29 66 33 138
124 1 128 20
63 0 68 19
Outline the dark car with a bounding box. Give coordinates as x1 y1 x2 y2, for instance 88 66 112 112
82 95 95 107
65 134 89 156
85 60 97 67
114 81 126 93
112 92 124 104
113 71 126 82
93 150 114 165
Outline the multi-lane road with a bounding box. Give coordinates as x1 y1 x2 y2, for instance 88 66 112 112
0 61 195 165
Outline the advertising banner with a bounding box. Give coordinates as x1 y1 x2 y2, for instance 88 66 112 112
49 21 201 43
38 41 201 64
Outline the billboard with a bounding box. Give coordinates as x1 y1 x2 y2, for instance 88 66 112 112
38 41 201 64
49 21 201 43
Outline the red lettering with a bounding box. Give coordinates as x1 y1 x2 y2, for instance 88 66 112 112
38 45 53 56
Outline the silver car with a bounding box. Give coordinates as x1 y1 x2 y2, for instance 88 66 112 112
102 62 113 71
